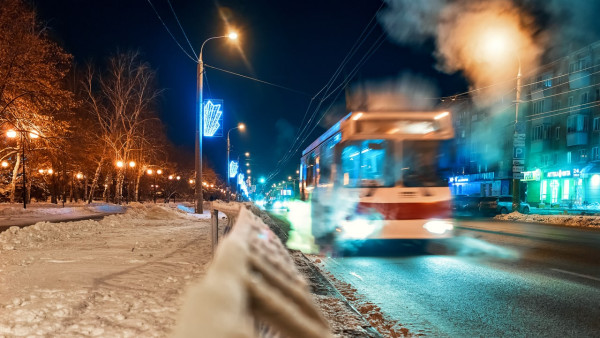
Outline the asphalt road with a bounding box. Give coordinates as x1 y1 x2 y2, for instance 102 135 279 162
320 219 600 337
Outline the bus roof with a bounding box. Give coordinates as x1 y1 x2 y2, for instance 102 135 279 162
301 110 452 156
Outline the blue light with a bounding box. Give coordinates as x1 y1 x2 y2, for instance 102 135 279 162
203 100 223 137
238 173 245 185
229 161 238 178
259 177 266 184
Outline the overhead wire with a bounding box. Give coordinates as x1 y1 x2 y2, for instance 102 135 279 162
146 0 198 63
266 4 386 181
166 0 198 58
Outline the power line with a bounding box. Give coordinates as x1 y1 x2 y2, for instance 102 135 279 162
146 0 198 63
204 64 311 96
166 0 198 58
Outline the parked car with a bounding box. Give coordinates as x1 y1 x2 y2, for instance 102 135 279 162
453 195 483 216
479 196 530 215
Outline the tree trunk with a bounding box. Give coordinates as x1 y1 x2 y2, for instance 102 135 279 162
88 161 103 204
84 176 88 202
103 174 111 203
135 170 142 202
9 152 21 203
115 170 124 204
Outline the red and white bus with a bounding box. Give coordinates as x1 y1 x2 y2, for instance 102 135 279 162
300 110 455 244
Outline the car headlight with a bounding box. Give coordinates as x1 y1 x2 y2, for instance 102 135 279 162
423 220 454 234
340 218 379 239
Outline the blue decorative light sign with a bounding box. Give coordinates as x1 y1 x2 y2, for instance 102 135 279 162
203 99 224 137
229 161 239 178
237 173 245 185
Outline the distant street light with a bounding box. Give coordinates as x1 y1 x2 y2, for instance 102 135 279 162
227 122 245 202
245 152 250 157
1 161 8 168
195 31 239 214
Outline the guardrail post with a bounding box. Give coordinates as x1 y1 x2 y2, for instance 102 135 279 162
210 209 219 253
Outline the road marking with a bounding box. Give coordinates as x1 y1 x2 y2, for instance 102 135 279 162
551 268 600 282
350 271 363 281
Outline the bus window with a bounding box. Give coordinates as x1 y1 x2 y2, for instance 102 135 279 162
340 140 389 187
341 145 360 187
319 138 335 184
306 153 316 187
402 140 448 187
360 140 387 186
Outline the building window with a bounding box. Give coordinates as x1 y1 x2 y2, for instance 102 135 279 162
596 88 600 101
541 154 550 166
553 100 561 111
555 126 560 139
593 147 600 161
543 73 552 88
567 151 572 163
567 115 588 133
568 96 574 111
532 100 544 115
582 92 589 104
579 149 587 162
594 117 600 131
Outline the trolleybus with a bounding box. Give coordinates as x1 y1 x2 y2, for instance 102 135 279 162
299 110 455 244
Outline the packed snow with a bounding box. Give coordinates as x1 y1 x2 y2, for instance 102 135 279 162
0 202 126 228
0 203 212 337
495 211 600 228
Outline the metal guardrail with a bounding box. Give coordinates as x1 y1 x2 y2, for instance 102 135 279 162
174 203 332 338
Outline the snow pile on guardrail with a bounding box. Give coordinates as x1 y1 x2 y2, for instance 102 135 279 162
495 212 600 228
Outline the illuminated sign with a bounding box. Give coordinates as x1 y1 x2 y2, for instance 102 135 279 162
237 173 245 185
229 161 238 178
522 170 541 181
546 169 580 178
203 99 224 137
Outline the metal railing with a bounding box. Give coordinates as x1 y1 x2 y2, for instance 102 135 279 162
174 203 332 338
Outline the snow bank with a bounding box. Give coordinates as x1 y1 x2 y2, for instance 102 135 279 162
494 211 600 228
0 203 212 337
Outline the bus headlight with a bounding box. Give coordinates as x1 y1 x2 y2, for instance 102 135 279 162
423 220 454 234
340 218 379 239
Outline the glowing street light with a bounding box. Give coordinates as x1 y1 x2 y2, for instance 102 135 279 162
245 152 250 157
129 161 136 168
227 122 245 202
6 129 17 138
480 26 523 211
116 160 124 168
1 161 8 168
195 31 240 214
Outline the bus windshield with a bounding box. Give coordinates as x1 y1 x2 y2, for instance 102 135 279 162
340 139 391 188
401 140 450 187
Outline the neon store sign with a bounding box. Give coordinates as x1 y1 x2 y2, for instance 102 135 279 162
546 168 580 178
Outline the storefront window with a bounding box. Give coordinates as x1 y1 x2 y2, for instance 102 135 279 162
550 179 559 204
541 180 547 202
562 180 570 200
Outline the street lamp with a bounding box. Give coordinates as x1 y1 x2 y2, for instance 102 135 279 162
480 28 523 211
195 31 239 214
227 122 245 202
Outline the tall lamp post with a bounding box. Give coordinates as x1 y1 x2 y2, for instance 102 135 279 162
227 123 245 202
195 32 239 214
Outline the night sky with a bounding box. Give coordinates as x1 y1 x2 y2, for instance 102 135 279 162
33 0 467 184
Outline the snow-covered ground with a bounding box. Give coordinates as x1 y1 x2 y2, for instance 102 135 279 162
0 202 126 228
495 211 600 228
0 203 212 337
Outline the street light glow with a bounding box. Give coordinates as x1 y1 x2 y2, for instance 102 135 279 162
6 130 17 138
157 169 163 175
1 161 8 168
116 161 124 168
47 169 53 174
129 161 136 168
228 32 238 40
245 152 250 157
76 173 83 179
147 169 153 175
238 123 245 130
29 132 39 139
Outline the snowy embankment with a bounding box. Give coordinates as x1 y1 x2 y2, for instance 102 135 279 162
495 211 600 228
0 203 212 337
0 202 125 228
